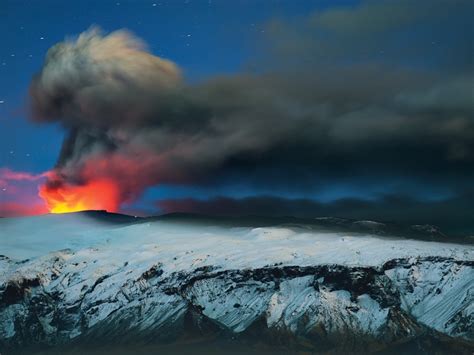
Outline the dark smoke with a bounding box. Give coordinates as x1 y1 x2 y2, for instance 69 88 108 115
30 0 474 211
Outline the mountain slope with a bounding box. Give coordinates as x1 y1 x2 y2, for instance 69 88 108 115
0 212 473 353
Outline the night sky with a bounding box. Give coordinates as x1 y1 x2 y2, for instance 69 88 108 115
0 0 473 235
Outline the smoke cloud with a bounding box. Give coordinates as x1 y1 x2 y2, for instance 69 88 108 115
29 0 474 213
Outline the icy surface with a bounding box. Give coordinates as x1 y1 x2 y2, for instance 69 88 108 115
1 213 472 268
0 213 473 351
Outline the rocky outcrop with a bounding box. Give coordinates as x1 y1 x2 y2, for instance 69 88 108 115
0 252 472 353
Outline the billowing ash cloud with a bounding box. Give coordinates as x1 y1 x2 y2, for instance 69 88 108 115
30 27 182 128
30 0 474 211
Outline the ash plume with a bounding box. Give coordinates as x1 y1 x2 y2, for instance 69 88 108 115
29 0 474 210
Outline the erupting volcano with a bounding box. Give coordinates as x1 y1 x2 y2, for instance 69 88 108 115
39 178 120 214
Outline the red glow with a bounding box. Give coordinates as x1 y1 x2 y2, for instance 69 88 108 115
39 179 120 214
0 202 48 217
36 150 171 214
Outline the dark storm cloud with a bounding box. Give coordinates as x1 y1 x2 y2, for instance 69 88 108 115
264 0 473 70
29 0 474 204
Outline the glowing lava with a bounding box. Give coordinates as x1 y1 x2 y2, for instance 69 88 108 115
39 179 120 214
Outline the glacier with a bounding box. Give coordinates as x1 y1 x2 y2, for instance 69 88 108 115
0 212 473 353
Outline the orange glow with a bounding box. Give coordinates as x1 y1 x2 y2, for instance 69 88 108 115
39 179 120 214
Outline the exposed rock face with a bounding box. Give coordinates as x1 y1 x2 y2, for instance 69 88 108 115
0 253 472 353
0 213 472 353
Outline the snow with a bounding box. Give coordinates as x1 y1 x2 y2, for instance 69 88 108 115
0 213 473 348
187 277 275 332
0 213 472 273
386 260 474 337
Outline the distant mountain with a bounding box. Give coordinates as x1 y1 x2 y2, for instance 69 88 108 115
152 212 462 242
0 210 467 242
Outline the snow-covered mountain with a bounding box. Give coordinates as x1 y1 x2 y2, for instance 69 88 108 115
0 212 473 354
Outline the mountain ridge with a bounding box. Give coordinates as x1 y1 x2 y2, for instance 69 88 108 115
1 212 473 353
25 209 467 243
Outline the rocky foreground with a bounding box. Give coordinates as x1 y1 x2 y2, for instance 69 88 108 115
0 212 473 354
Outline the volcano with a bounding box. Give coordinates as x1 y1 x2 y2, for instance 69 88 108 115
0 212 472 354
